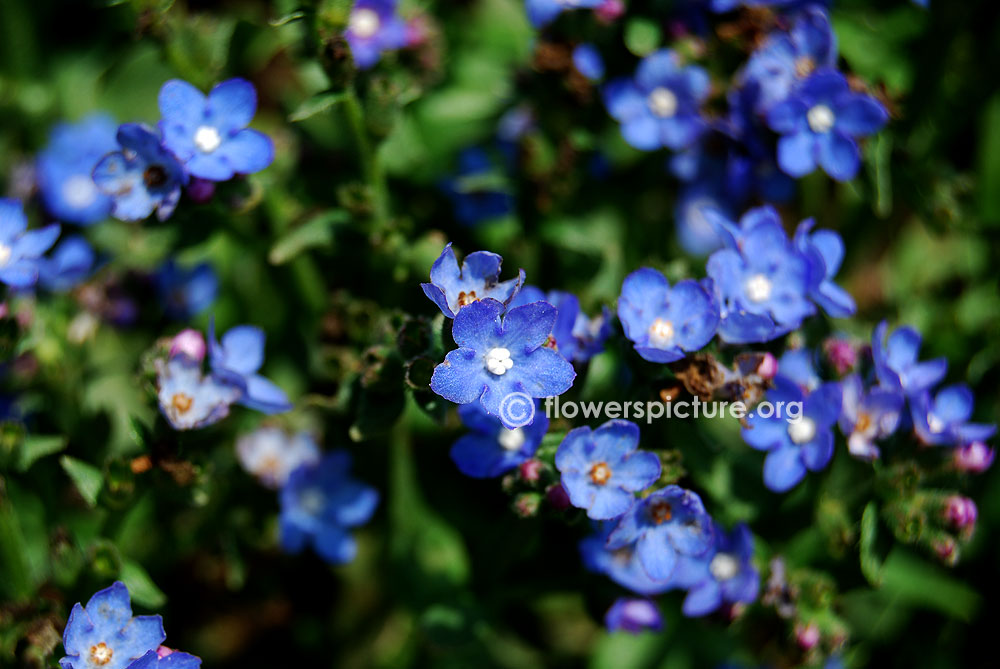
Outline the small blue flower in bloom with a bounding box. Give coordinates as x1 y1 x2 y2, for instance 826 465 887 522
607 485 714 582
671 522 759 617
580 523 673 595
127 649 202 668
838 373 904 460
158 78 274 181
156 261 219 320
604 49 710 151
509 286 611 363
794 219 855 318
209 321 293 414
742 378 841 492
451 401 548 478
572 44 605 82
605 598 663 634
156 355 241 430
431 298 575 428
59 581 165 669
38 236 96 292
706 206 813 343
739 5 837 114
345 0 408 69
0 198 61 288
421 244 525 319
279 451 379 564
911 384 996 447
767 67 888 181
441 148 514 226
93 124 188 222
871 321 947 396
236 427 321 489
674 180 731 256
36 114 117 225
618 267 719 363
525 0 602 28
556 420 661 520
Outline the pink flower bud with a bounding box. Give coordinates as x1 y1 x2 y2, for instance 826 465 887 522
954 441 994 474
757 352 779 381
519 458 543 482
943 496 977 531
596 0 625 23
823 337 858 375
795 622 820 650
933 536 958 565
170 328 206 362
545 483 571 510
157 646 175 658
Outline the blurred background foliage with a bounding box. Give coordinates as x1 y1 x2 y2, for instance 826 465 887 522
0 0 998 667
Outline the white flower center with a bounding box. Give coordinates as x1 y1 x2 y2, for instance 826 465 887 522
743 273 773 303
194 125 222 153
709 553 739 581
0 243 11 267
498 427 526 451
300 488 326 515
485 347 514 375
788 417 817 444
62 173 99 209
350 8 381 38
647 87 678 118
90 642 114 665
647 318 675 348
927 413 946 434
807 104 835 134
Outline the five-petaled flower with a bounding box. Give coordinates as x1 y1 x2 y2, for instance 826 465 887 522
618 267 719 363
604 598 663 634
36 113 118 225
237 427 322 489
872 321 947 396
209 320 293 414
430 298 575 428
158 78 274 181
671 522 759 617
421 243 525 318
0 198 61 288
911 384 996 447
345 0 409 70
838 373 904 461
155 355 242 430
555 420 661 519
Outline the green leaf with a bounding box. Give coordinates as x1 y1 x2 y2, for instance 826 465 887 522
0 494 34 601
268 210 349 264
289 92 348 122
17 434 67 472
880 548 981 620
978 93 1000 223
859 502 883 585
120 559 167 609
60 456 104 508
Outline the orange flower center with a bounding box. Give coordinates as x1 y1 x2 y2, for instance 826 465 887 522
457 291 479 307
172 393 194 414
90 643 114 666
589 462 612 485
649 500 673 524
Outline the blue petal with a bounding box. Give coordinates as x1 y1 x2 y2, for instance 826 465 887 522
801 429 834 471
0 198 28 240
817 131 860 181
218 325 266 375
241 374 292 414
932 385 973 424
430 349 488 404
217 128 274 175
621 116 662 151
501 301 557 352
159 79 207 126
763 446 807 492
587 486 636 520
12 223 60 258
506 346 576 398
637 530 677 581
614 451 662 492
635 50 680 91
114 615 167 663
742 414 786 451
85 581 133 630
835 95 887 137
207 78 257 133
452 298 504 349
313 525 357 564
777 131 818 177
683 580 723 617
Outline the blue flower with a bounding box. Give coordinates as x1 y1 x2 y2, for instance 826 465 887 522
871 321 947 396
127 649 202 669
59 581 165 669
431 299 576 428
155 261 219 320
710 0 828 12
674 180 731 256
236 427 322 489
279 451 379 564
0 198 61 288
451 400 548 478
38 236 95 292
767 68 888 181
556 420 661 520
93 124 188 222
618 267 719 363
158 78 274 181
739 6 837 114
777 348 821 393
36 113 117 225
345 0 408 69
742 378 840 492
572 44 605 82
579 523 674 595
794 219 855 318
421 243 525 318
441 148 514 226
838 374 904 461
605 598 663 634
155 355 241 430
911 385 996 447
525 0 602 28
510 287 611 362
607 485 714 582
209 321 293 414
604 49 710 151
706 206 814 343
671 522 759 617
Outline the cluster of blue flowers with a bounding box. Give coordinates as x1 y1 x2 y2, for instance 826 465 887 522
59 582 200 668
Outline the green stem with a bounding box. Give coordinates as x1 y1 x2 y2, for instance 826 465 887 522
343 88 390 230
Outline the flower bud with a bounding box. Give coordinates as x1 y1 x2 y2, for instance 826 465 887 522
519 458 543 483
545 483 571 510
757 352 779 381
170 328 206 362
954 441 994 474
795 622 820 650
596 0 625 23
605 598 662 634
513 492 541 518
942 496 977 531
186 177 216 204
823 337 858 375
